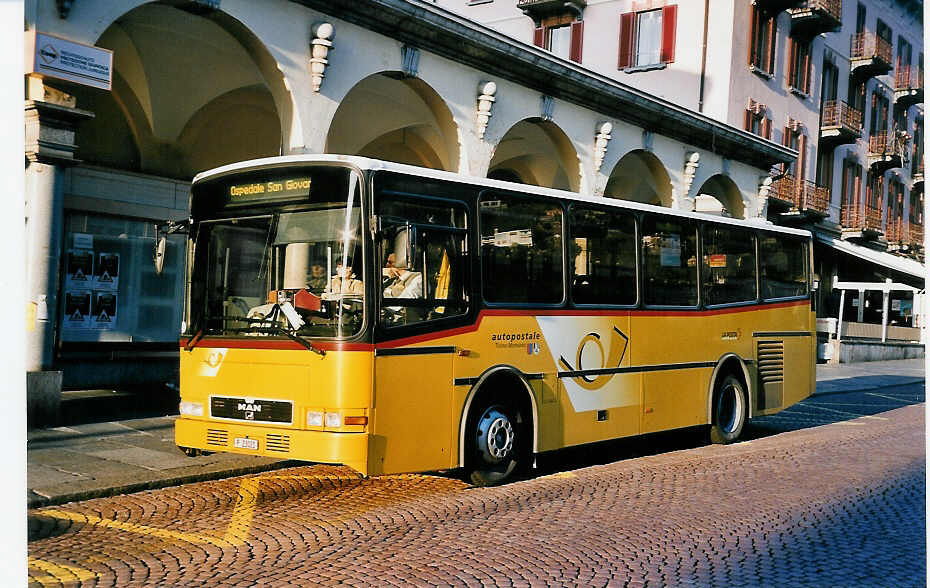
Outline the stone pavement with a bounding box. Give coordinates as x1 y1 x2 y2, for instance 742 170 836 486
26 358 925 508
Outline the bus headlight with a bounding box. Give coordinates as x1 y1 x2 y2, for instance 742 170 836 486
324 412 342 428
179 401 204 416
307 411 324 427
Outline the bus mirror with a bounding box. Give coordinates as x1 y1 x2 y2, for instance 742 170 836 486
154 235 167 275
153 219 190 275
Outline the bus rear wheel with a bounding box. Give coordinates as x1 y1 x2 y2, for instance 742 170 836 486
465 400 525 486
709 374 747 444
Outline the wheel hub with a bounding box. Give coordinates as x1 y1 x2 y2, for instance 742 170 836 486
476 407 514 464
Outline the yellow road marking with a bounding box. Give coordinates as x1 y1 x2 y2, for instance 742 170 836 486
40 509 235 549
223 477 259 546
28 556 97 584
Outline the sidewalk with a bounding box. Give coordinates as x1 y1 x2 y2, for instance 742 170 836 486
26 358 926 509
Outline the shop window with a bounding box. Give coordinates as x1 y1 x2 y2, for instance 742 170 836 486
569 206 637 306
534 18 584 63
701 225 757 306
61 213 185 343
787 37 812 96
748 5 776 76
618 5 677 70
480 193 563 304
641 214 697 307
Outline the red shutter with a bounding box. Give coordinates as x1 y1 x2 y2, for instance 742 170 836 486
570 21 584 63
618 12 635 69
798 134 807 182
787 38 797 88
744 110 752 131
660 5 677 64
533 26 544 48
802 44 811 93
748 6 757 66
763 117 772 140
766 17 776 73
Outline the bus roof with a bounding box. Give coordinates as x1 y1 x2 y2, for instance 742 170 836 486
192 154 812 238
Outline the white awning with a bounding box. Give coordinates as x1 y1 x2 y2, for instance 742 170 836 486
814 232 926 280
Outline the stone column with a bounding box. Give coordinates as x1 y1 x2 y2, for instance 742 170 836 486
24 80 93 426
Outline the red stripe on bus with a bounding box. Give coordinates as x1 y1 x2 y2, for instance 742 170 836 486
180 299 810 351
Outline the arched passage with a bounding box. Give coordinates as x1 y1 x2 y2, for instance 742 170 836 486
694 174 745 219
326 73 459 171
488 119 580 191
73 3 288 179
604 149 672 206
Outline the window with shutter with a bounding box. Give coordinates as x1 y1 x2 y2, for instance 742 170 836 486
749 6 776 77
536 15 584 64
788 37 812 95
617 5 677 71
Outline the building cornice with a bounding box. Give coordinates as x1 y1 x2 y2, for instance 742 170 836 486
288 0 797 169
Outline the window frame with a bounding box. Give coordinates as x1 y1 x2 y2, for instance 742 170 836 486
478 190 567 308
748 5 776 77
567 203 639 309
758 234 810 302
618 5 677 72
700 222 760 309
640 212 700 309
787 36 812 96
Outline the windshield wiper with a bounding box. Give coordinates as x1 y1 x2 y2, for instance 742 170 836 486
229 323 325 357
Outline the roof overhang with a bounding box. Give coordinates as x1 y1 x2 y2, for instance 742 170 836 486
288 0 797 170
814 232 926 281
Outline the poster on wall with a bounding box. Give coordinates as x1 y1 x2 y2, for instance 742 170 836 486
92 291 118 330
62 291 91 330
65 250 93 290
93 252 119 290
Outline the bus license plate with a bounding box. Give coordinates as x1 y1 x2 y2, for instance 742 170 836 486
234 437 259 450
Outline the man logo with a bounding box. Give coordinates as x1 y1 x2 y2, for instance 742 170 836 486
237 403 262 412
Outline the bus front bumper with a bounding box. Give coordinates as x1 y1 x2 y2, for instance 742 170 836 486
175 417 370 476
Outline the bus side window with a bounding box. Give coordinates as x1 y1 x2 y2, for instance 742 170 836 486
480 193 564 304
760 235 809 299
701 225 757 306
641 215 698 307
570 206 636 306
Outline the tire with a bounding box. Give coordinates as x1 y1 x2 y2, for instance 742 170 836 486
709 374 748 445
464 398 527 486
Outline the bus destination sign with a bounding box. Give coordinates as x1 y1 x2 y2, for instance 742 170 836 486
227 177 312 206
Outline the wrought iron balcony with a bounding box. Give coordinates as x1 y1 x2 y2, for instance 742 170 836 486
850 33 893 80
821 100 861 145
906 224 924 248
867 132 904 173
517 0 586 19
913 159 924 185
770 175 797 208
885 218 904 243
789 0 842 37
754 0 805 15
894 67 923 110
841 204 883 236
798 180 830 215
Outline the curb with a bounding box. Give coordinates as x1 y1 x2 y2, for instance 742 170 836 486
812 378 925 397
28 460 302 510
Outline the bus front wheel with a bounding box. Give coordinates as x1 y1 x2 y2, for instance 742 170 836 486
709 374 747 444
465 399 525 486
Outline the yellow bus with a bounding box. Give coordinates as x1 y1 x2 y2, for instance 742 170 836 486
175 155 815 485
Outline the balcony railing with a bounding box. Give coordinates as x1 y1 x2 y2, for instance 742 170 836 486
886 219 903 242
798 180 830 214
868 132 905 158
789 0 843 34
822 100 862 132
842 204 883 233
906 224 924 246
895 67 923 91
771 175 829 213
850 33 893 67
770 175 797 206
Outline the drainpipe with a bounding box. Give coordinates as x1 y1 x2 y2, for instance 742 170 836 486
698 0 709 113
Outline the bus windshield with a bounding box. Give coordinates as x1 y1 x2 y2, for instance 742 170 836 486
189 169 364 339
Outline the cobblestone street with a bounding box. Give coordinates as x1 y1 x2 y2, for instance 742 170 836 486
27 380 925 587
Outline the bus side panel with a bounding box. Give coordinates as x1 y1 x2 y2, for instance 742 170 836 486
372 353 454 475
635 315 715 434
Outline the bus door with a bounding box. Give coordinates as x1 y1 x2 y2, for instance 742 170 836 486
370 196 469 475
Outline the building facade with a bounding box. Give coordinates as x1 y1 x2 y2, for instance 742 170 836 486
25 0 798 415
439 0 925 342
